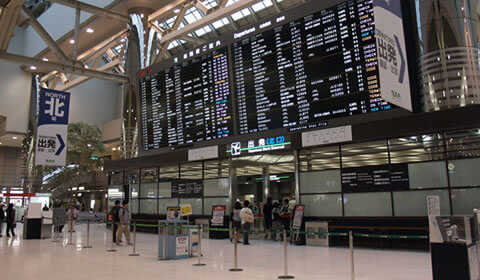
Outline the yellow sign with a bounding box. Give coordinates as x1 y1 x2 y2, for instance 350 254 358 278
180 204 192 216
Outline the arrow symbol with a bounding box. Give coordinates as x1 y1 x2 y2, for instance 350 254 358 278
56 134 65 156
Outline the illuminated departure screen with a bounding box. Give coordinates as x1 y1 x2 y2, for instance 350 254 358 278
232 0 390 134
140 47 233 150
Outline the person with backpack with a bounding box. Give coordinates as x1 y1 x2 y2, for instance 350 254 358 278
230 201 242 243
116 200 132 246
108 200 122 243
6 203 16 237
239 200 254 245
0 204 5 237
66 205 78 232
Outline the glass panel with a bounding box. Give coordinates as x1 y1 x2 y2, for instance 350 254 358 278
139 199 157 215
451 188 480 215
389 134 445 163
140 183 158 198
141 168 158 183
130 198 139 214
445 129 480 159
449 158 480 187
270 162 294 173
159 198 179 215
131 184 139 199
160 165 179 180
204 197 231 215
299 146 340 171
301 194 342 217
393 190 450 216
341 141 389 168
204 178 230 196
108 185 124 201
181 162 203 179
204 160 223 179
126 170 140 184
159 182 171 198
408 161 448 189
110 171 123 185
180 198 202 215
344 192 392 217
300 170 341 193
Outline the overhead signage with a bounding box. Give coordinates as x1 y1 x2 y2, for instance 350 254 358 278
302 126 353 147
188 146 218 161
227 136 291 156
35 88 70 166
171 179 203 198
374 0 413 112
341 163 409 192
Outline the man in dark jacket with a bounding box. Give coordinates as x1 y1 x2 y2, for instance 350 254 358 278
263 197 273 239
0 204 5 237
108 200 122 243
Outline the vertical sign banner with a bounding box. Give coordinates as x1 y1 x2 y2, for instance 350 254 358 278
374 0 412 112
35 88 70 166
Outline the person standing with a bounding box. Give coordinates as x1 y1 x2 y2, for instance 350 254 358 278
239 200 254 245
280 199 291 238
0 204 5 237
271 202 282 241
116 200 132 246
66 205 78 232
6 203 16 237
108 200 122 243
230 201 242 243
263 197 273 239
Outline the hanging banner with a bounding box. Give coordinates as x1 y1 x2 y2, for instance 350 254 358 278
374 0 412 112
35 88 70 166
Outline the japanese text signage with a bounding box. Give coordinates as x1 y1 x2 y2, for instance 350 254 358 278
35 88 70 166
228 135 291 156
374 0 412 111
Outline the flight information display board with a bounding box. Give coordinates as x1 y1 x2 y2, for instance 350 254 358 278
232 0 391 134
140 47 233 150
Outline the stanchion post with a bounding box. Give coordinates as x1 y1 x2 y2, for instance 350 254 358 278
129 222 139 256
83 220 92 248
193 224 206 266
229 229 243 272
278 229 294 279
67 219 75 245
349 231 355 280
106 222 117 252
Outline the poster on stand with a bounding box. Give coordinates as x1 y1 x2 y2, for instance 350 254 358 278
167 206 181 220
180 204 193 217
211 205 226 226
176 236 189 256
292 205 305 230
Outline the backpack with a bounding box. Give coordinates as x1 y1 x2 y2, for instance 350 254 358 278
113 206 121 223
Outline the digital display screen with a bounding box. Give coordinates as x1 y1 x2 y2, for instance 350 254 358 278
232 0 391 134
140 47 233 150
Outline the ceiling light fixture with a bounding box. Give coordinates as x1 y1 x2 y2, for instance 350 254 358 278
42 57 48 61
173 8 180 13
86 28 94 33
140 13 144 18
30 66 37 70
12 136 18 140
69 39 75 44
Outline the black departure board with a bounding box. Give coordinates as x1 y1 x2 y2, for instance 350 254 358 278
341 163 409 192
140 47 233 150
171 179 203 198
233 0 391 134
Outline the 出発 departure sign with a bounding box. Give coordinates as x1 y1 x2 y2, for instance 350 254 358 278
228 136 291 156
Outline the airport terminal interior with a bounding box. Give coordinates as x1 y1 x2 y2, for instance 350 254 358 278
0 0 480 279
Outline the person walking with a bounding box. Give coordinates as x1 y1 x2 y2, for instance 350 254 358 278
0 204 5 237
108 200 122 243
263 197 273 239
280 199 291 238
5 203 16 237
66 205 78 232
239 200 254 245
230 201 242 243
116 200 132 246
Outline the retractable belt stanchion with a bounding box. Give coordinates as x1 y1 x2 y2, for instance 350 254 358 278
67 219 75 245
193 224 206 266
83 220 92 248
349 231 355 280
52 218 60 243
129 222 139 256
229 229 243 272
278 229 295 279
106 222 117 252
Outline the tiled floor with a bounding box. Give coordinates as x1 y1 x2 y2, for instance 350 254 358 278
0 224 432 280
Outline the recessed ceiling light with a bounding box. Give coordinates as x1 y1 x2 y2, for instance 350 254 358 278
120 38 125 42
173 8 180 13
0 142 2 145
42 57 48 61
30 66 37 70
69 39 75 44
86 28 94 33
12 136 18 140
140 13 144 18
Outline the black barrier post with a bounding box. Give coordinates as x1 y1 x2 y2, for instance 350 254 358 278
229 229 243 272
67 219 75 245
193 225 206 266
106 222 117 252
129 222 139 256
82 220 92 248
349 231 355 280
278 229 294 279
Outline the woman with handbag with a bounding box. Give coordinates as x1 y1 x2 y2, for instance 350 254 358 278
6 203 16 237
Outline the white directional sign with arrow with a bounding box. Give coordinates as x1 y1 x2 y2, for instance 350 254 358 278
35 88 70 166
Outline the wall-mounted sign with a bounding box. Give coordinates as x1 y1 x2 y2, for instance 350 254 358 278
188 146 218 161
341 163 409 193
171 179 203 198
35 88 70 166
180 204 193 216
211 205 226 226
302 126 352 147
227 136 291 156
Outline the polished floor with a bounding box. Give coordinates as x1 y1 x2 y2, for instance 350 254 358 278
0 224 432 280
